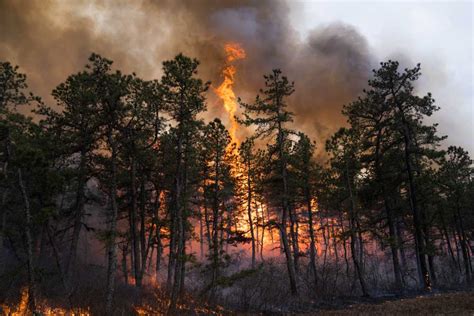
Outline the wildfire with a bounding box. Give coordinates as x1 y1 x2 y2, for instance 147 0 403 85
1 288 91 316
214 42 246 146
213 43 278 253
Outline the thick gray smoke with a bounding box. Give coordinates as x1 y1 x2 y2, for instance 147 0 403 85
0 0 374 153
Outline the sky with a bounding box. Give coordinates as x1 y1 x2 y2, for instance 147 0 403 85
290 0 473 153
0 0 472 154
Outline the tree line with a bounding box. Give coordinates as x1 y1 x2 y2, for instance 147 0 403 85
0 54 472 314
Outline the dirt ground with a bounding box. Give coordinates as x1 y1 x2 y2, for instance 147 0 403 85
313 291 474 315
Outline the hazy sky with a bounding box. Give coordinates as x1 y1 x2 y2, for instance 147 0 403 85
0 0 471 153
290 0 473 153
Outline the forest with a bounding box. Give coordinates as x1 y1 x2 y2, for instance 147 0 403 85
0 52 472 315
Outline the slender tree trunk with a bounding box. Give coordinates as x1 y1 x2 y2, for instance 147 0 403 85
66 149 87 284
167 133 182 295
139 177 148 286
130 157 142 287
46 224 72 308
156 226 162 279
199 207 204 260
443 220 460 271
122 244 129 285
332 223 339 263
344 163 368 296
396 219 407 283
356 218 364 267
210 152 220 293
279 144 298 294
306 188 318 286
105 132 119 316
289 205 299 273
255 201 260 260
385 197 403 290
340 215 350 278
455 207 471 283
246 160 256 269
423 224 436 285
398 109 431 290
374 128 403 290
204 202 212 250
0 205 6 276
259 204 265 262
170 135 189 310
18 168 37 312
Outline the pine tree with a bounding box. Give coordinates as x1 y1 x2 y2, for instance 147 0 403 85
343 61 444 291
291 132 319 286
160 54 209 310
326 128 368 296
238 69 298 295
438 146 473 283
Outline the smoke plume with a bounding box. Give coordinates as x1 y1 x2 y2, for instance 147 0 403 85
0 0 375 153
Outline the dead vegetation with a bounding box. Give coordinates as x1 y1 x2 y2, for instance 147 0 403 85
314 291 474 315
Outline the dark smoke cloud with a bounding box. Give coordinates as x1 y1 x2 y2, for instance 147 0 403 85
0 0 374 154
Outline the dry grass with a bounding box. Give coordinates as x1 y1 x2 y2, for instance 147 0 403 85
314 292 474 315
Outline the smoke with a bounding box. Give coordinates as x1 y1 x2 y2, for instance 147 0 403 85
0 0 374 152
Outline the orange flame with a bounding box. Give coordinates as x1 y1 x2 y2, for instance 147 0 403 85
0 287 91 316
214 42 246 146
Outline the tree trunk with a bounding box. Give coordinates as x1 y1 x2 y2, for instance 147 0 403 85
442 219 460 272
374 127 403 290
344 163 368 296
122 244 129 285
246 159 256 269
156 225 162 279
306 188 318 286
210 152 221 293
289 205 299 273
279 139 298 295
167 131 182 297
170 133 189 310
385 197 403 290
130 157 142 287
455 207 471 283
140 178 148 277
46 224 72 308
18 168 37 312
66 149 87 284
397 106 431 290
105 132 119 316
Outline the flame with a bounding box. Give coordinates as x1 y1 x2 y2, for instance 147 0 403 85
1 287 29 316
1 288 91 316
214 42 246 146
213 43 280 254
